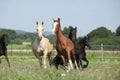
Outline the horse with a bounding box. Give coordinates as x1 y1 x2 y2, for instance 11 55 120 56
52 18 78 71
78 35 91 69
69 26 91 69
52 26 91 70
32 21 53 68
0 34 10 67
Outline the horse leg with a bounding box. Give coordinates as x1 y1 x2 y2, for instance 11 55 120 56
43 50 47 68
75 54 80 69
47 52 52 66
71 50 79 70
4 54 10 67
67 50 73 70
61 55 67 68
38 57 42 68
82 57 89 68
0 58 1 64
79 59 84 70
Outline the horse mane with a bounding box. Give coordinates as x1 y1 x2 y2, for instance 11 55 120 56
0 34 7 46
68 26 77 41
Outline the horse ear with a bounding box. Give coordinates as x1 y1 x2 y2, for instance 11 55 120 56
75 26 77 30
58 18 60 21
53 18 55 22
42 21 44 25
69 26 72 29
74 26 77 32
36 21 38 25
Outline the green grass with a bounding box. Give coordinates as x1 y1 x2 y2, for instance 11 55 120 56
7 44 31 49
0 55 120 80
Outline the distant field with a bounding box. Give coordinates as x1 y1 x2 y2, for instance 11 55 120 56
0 52 120 80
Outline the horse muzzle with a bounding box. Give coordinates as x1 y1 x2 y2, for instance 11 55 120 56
37 36 42 41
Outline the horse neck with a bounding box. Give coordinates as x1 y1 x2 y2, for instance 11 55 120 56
0 37 4 46
79 39 86 50
69 33 77 43
56 25 64 41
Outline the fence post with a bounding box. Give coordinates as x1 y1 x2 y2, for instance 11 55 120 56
11 40 13 56
101 43 104 60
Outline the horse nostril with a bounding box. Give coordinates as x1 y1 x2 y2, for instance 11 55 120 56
38 36 42 41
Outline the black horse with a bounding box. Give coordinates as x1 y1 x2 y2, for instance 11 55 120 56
69 27 91 69
0 34 10 67
52 27 91 69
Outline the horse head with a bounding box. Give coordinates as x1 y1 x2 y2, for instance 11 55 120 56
52 18 60 35
36 21 44 41
1 34 8 46
84 36 91 49
69 26 77 41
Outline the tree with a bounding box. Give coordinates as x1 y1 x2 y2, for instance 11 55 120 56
116 25 120 36
0 28 16 42
62 26 73 37
88 27 113 38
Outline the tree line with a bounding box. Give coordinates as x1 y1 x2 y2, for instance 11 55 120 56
0 28 36 44
0 25 120 48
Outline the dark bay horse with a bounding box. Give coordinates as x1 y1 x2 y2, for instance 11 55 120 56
52 18 78 71
0 34 10 67
69 27 91 69
78 35 91 69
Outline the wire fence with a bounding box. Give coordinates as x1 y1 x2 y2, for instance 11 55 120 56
7 44 120 59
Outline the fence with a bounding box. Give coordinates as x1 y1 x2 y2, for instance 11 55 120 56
7 44 120 59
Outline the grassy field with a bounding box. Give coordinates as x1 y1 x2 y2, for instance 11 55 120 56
0 52 120 80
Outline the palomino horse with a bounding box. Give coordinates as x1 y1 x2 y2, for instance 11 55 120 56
32 21 53 68
0 34 10 67
69 26 91 69
52 18 78 70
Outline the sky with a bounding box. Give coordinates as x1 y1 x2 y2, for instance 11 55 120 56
0 0 120 36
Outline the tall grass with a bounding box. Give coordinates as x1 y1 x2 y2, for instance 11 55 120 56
0 54 120 80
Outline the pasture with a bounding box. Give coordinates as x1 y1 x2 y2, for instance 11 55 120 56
0 51 120 80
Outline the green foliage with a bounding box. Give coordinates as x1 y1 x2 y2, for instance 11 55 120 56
46 35 56 47
12 39 22 44
0 28 36 44
0 28 16 42
88 27 113 38
116 25 120 36
1 25 120 49
16 32 36 42
87 27 120 47
62 26 72 37
0 55 120 80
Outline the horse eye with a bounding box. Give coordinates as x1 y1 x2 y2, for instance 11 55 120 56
36 29 38 32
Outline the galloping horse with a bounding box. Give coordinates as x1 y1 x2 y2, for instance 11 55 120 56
78 36 91 69
52 18 78 70
0 34 10 67
52 26 91 70
32 21 53 68
69 26 91 69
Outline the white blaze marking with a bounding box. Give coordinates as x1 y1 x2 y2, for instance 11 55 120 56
52 22 58 35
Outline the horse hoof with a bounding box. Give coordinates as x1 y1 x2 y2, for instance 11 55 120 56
66 67 72 72
83 65 87 68
61 73 66 76
44 66 47 68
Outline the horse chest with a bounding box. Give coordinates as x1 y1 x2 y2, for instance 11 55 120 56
0 48 6 56
56 41 66 53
